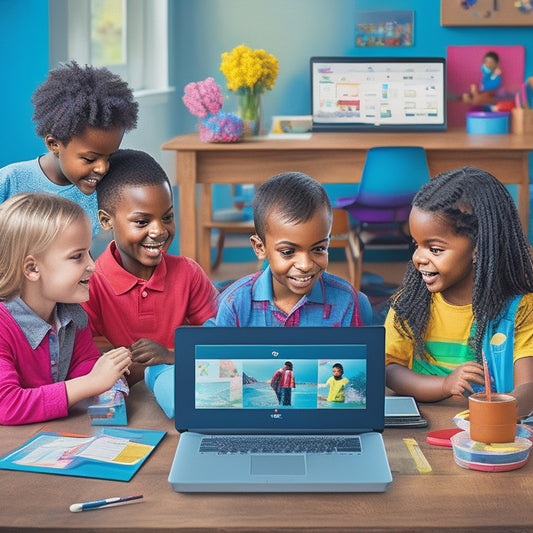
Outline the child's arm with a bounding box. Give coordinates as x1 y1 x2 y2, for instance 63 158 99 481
126 338 173 386
386 361 485 402
0 343 130 425
130 338 174 365
320 376 333 388
144 363 175 418
65 347 131 407
511 357 533 418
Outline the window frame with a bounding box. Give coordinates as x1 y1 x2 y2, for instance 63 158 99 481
49 0 169 95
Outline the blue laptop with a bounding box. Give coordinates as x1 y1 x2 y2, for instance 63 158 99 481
168 326 392 492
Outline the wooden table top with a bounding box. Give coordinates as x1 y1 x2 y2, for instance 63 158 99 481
162 129 533 153
1 383 531 532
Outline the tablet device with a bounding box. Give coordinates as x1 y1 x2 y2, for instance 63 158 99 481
384 396 428 428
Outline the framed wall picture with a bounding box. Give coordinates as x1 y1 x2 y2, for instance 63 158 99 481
441 0 533 26
355 10 413 47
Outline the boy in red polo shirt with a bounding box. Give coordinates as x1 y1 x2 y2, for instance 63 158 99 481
82 149 218 385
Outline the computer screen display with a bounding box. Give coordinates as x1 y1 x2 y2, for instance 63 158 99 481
174 326 385 433
194 344 367 410
311 56 446 132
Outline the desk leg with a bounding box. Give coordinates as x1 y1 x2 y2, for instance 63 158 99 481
176 152 197 261
199 183 212 275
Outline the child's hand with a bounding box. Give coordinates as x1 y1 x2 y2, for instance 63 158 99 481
442 362 484 397
130 338 174 366
89 347 132 390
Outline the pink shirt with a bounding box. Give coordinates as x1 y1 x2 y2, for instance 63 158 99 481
0 301 100 425
82 242 218 349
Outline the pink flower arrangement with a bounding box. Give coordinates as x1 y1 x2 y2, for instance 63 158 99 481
182 77 224 117
182 77 243 143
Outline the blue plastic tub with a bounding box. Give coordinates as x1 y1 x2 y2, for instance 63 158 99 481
466 111 510 134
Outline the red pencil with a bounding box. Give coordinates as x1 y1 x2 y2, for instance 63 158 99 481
482 350 492 401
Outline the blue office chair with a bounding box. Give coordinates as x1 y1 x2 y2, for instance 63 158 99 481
335 146 431 291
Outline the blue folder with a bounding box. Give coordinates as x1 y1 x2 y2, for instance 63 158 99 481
0 427 165 482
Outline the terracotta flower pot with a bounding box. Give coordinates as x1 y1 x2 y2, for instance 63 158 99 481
469 392 516 444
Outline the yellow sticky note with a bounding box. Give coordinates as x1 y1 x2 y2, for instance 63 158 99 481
112 443 154 465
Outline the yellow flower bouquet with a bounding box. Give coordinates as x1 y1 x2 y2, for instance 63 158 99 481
220 45 279 135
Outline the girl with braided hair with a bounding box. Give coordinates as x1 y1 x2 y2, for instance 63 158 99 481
385 166 533 417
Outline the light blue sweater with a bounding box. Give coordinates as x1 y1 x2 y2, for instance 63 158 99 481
0 158 100 236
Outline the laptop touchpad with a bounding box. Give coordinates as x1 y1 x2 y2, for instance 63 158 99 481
251 455 306 475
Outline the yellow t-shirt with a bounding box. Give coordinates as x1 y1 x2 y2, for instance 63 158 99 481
385 292 533 375
326 376 350 402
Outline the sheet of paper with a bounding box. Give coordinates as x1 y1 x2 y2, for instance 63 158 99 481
266 133 312 140
13 435 92 468
11 433 153 467
77 435 154 465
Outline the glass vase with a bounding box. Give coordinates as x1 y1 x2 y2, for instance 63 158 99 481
237 89 262 137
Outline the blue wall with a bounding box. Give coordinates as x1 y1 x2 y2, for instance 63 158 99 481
171 0 533 228
0 0 48 167
171 0 533 140
3 1 533 167
2 0 532 254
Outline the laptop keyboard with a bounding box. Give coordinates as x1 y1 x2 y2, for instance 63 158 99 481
199 435 361 454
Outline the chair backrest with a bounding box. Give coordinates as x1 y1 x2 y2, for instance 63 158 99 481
329 208 351 246
343 146 431 223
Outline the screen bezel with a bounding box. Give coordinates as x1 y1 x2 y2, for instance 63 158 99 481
174 326 385 434
310 56 446 132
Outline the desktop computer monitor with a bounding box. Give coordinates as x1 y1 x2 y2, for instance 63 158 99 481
310 56 446 132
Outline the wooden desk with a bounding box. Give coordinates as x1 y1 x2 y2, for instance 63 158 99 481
1 384 532 531
162 130 533 275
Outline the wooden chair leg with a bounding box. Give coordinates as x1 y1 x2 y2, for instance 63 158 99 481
211 230 226 271
348 231 363 291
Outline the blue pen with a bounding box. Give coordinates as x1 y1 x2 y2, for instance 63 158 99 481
69 495 143 513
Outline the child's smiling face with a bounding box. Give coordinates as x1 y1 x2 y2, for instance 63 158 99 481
100 183 175 281
250 206 331 314
22 216 95 322
45 126 124 194
409 206 475 306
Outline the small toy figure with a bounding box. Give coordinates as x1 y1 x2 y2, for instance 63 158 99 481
462 51 502 106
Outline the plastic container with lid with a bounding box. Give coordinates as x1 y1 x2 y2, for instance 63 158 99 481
466 111 510 134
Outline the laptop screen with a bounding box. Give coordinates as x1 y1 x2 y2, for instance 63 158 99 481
310 56 446 132
195 344 367 410
175 327 385 434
